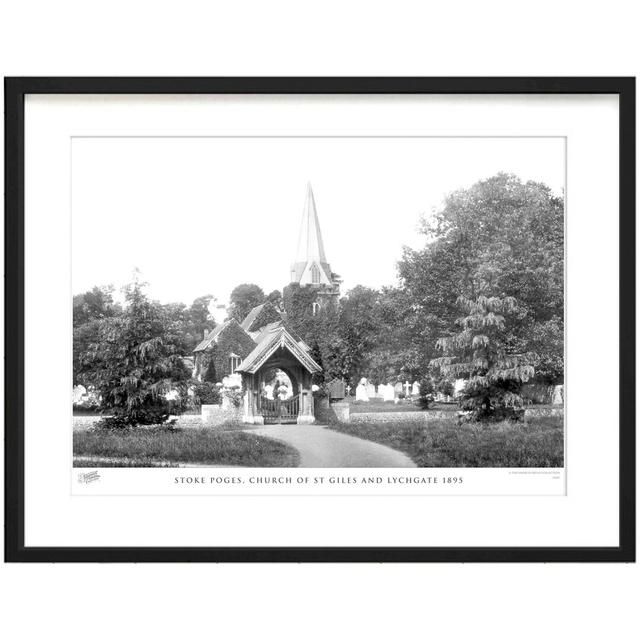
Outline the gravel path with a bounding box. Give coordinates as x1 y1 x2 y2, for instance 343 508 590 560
250 424 416 468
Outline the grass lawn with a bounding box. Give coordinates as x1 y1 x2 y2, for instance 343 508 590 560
328 415 564 467
73 426 300 467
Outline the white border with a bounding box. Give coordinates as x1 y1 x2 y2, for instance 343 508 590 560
24 94 619 547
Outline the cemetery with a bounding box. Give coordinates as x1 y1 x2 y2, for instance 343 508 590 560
73 176 564 468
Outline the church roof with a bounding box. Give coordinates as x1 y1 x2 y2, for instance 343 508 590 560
240 300 283 334
293 183 328 266
235 326 322 375
240 303 267 331
193 319 239 353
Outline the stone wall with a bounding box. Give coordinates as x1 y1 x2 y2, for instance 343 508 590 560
314 397 349 424
314 397 456 424
72 407 245 430
522 383 564 405
72 415 103 430
314 400 564 425
350 410 454 424
198 403 242 427
524 406 564 421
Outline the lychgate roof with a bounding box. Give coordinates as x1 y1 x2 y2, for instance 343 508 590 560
235 326 321 375
249 320 283 344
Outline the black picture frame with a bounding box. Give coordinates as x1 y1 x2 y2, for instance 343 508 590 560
4 77 635 563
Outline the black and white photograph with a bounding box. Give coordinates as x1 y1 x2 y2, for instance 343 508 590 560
72 136 565 471
1 3 637 638
6 77 632 565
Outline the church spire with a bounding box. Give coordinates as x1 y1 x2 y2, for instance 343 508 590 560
290 183 332 286
295 183 327 264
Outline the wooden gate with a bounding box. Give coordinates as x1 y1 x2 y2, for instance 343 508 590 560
259 394 300 424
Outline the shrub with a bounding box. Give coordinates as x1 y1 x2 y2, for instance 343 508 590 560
191 381 221 406
73 387 101 413
432 296 534 421
222 386 244 408
417 377 435 409
83 277 190 427
436 379 454 397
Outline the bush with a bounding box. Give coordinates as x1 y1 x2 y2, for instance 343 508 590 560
432 296 534 422
459 381 525 421
222 386 244 408
190 381 221 406
417 377 435 409
436 379 454 397
73 386 101 412
96 415 138 430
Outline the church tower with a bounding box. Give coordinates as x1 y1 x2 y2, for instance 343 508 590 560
286 183 340 312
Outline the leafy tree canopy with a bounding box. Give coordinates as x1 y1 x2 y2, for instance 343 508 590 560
399 173 564 384
80 277 190 426
432 295 534 419
73 285 121 328
228 283 266 322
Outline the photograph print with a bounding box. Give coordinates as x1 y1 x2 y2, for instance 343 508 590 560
72 136 565 470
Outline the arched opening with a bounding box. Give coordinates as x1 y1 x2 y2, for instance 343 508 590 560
258 365 300 398
259 367 299 399
257 364 303 424
311 264 321 284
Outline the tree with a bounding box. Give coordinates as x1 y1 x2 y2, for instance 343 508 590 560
431 295 534 420
399 173 564 384
266 289 283 310
228 283 265 322
333 286 383 384
73 285 120 328
73 285 122 385
82 278 190 426
174 294 217 351
73 319 105 386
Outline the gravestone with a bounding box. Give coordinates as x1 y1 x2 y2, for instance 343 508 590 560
73 385 87 404
552 384 564 405
327 378 346 401
412 381 420 396
394 382 404 396
366 383 377 399
383 383 395 402
453 378 466 397
355 379 369 402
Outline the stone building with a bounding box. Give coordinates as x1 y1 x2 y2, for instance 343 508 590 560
192 183 339 423
284 183 341 316
192 300 321 424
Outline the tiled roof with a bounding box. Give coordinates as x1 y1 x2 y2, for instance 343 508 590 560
193 320 233 353
249 321 283 344
236 326 321 375
240 303 266 331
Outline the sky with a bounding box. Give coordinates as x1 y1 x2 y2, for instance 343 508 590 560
72 136 564 307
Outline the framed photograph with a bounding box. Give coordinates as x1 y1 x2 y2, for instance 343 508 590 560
5 77 635 562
